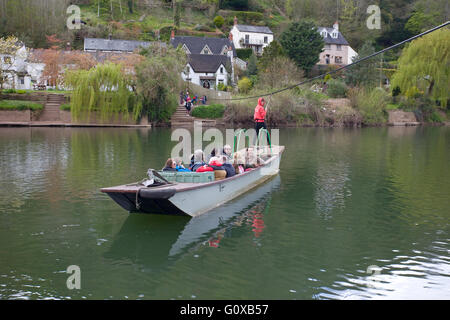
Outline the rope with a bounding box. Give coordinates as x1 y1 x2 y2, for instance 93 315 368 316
209 21 449 102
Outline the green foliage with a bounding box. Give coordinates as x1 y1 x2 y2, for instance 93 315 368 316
246 54 258 76
220 0 250 11
326 79 348 98
60 103 71 111
0 100 43 111
238 77 252 93
279 21 324 73
174 1 181 28
257 40 285 71
222 10 263 25
136 45 187 123
236 48 253 61
391 29 449 108
65 62 138 122
217 83 227 91
345 40 378 88
191 104 225 119
213 16 225 28
350 87 390 125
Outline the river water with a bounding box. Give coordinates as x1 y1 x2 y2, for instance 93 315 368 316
0 126 448 300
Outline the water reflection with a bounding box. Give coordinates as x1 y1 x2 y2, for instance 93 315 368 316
105 176 281 271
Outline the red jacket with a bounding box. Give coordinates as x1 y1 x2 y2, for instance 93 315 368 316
254 98 266 122
196 165 213 172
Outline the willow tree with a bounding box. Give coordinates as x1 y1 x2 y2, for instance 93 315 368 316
391 28 449 107
65 62 141 122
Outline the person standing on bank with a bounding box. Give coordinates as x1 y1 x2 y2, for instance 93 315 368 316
254 97 267 144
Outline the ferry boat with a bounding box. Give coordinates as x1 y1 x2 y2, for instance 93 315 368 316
101 145 284 217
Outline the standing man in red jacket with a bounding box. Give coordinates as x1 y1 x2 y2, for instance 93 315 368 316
254 97 267 144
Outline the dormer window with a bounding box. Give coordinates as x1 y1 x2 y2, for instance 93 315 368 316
220 46 228 55
320 31 327 38
181 44 191 54
201 45 212 55
332 32 338 39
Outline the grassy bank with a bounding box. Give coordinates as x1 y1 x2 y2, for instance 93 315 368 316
0 100 44 111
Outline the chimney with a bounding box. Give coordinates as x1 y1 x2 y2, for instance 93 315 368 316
170 29 175 40
333 21 339 31
234 16 238 26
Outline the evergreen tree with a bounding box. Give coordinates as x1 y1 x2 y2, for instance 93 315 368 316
279 20 324 73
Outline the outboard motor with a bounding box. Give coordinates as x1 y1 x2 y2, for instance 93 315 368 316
142 169 155 187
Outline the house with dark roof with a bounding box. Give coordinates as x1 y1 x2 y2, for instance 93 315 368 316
229 17 274 56
317 22 357 66
170 32 236 89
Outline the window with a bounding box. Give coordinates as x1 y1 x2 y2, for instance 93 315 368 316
332 32 338 39
320 31 327 38
3 56 12 64
336 44 342 51
186 66 190 74
335 56 343 64
245 34 249 44
19 76 25 85
220 67 224 74
201 45 212 55
264 36 268 43
325 44 331 50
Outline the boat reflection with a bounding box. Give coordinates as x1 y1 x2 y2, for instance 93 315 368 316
105 175 281 270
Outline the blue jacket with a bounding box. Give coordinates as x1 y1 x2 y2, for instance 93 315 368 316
176 165 191 172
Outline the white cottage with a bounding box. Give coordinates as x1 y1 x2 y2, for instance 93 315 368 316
229 17 273 56
170 33 236 89
0 44 45 90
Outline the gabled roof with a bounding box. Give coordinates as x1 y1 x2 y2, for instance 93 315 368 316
170 36 236 57
188 54 231 73
84 38 166 52
317 27 349 45
234 24 273 34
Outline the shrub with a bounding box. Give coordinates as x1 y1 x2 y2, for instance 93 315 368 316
351 87 390 125
326 79 348 98
60 104 71 111
16 89 28 94
213 16 225 28
2 89 16 94
217 83 227 91
191 104 225 119
236 48 253 61
238 77 252 93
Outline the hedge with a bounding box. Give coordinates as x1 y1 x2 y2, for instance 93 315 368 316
191 104 225 119
0 100 44 111
236 48 253 60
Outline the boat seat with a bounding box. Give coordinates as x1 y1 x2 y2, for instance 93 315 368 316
157 171 215 183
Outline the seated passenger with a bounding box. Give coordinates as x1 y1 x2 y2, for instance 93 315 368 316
190 149 206 172
206 147 221 164
233 152 245 174
221 155 236 178
223 144 233 162
162 158 177 171
208 157 227 180
175 159 191 172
